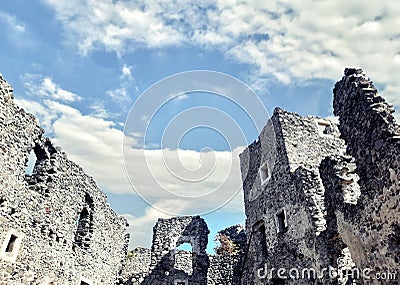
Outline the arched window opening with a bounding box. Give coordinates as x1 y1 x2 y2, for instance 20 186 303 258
253 221 268 266
25 149 37 175
74 193 95 250
85 193 94 206
74 207 93 249
174 242 193 275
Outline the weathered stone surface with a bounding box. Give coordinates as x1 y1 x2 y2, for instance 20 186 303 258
0 74 129 284
121 216 241 285
2 67 399 284
329 68 400 282
239 108 346 284
238 68 400 284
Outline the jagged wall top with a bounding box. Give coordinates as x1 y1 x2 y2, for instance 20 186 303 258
334 67 400 136
0 73 129 284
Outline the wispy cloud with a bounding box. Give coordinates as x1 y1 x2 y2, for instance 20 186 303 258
22 73 82 102
121 64 134 82
90 100 110 119
106 86 131 102
0 11 25 33
106 63 138 112
43 0 400 110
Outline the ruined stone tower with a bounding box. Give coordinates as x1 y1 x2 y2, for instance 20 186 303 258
1 68 399 285
239 68 399 284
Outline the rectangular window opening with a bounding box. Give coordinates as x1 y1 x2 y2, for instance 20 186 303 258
1 230 24 263
259 161 270 185
276 209 287 234
5 234 18 253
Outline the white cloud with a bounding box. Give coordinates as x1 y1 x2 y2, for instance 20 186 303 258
16 97 134 193
381 84 400 122
122 194 243 249
43 0 184 56
14 99 57 132
22 74 82 102
16 95 245 248
121 64 134 82
0 12 25 33
381 84 400 107
43 0 400 112
90 100 110 119
106 63 137 107
123 147 244 214
106 86 130 102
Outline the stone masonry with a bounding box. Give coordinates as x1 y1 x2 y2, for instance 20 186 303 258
1 68 399 285
0 74 129 284
239 108 347 284
239 68 399 284
121 216 241 285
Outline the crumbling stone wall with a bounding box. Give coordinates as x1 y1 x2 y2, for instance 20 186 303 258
319 155 362 283
121 247 151 284
139 216 209 285
0 74 129 285
208 254 242 285
320 68 400 281
2 65 399 285
121 217 242 285
239 108 346 284
239 68 399 284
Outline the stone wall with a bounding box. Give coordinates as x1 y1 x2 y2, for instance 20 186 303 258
0 74 129 285
121 247 151 284
239 108 346 284
207 254 241 285
239 68 399 284
324 68 400 281
2 66 399 285
121 217 242 285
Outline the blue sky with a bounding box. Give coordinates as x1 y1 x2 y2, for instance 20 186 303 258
1 0 400 253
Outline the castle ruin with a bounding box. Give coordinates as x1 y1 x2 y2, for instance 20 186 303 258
0 68 399 284
0 74 129 284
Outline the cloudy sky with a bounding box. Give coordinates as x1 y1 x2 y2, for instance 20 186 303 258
1 0 399 252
